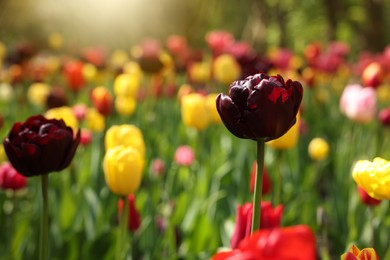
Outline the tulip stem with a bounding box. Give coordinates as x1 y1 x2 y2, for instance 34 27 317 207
251 138 265 234
39 174 49 260
116 196 129 260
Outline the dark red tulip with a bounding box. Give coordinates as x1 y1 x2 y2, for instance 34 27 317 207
358 186 381 206
214 225 317 260
3 115 80 177
216 73 303 141
46 86 68 109
0 162 27 190
118 194 141 232
250 161 271 195
230 201 283 249
379 107 390 127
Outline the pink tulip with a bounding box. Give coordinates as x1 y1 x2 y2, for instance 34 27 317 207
174 145 195 166
340 84 377 123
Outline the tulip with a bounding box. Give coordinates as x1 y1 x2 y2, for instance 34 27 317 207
362 62 383 88
379 107 390 127
216 73 303 141
45 106 79 134
267 112 300 150
63 60 85 92
249 161 271 195
118 194 141 232
308 137 329 161
188 61 212 84
214 225 316 260
105 124 145 158
206 93 222 124
181 93 210 131
352 157 390 200
358 186 381 206
80 129 93 146
177 84 193 102
205 30 235 56
174 145 195 166
3 115 80 177
341 244 379 260
150 158 165 176
27 82 51 107
213 54 241 85
72 104 88 122
91 86 113 117
115 95 137 116
46 86 68 109
85 108 105 133
82 63 97 82
340 84 377 124
103 145 143 195
0 162 27 190
48 32 63 50
114 73 140 97
109 49 129 69
0 82 14 102
230 201 283 249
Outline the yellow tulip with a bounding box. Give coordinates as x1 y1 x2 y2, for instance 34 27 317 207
45 106 79 133
27 82 50 107
105 124 145 158
48 32 63 50
82 63 97 82
0 144 7 163
103 145 143 195
267 113 300 150
213 54 241 85
206 93 222 124
123 61 143 80
189 61 212 84
85 108 105 133
352 157 390 200
181 93 210 131
109 49 129 68
308 137 329 161
115 95 137 116
0 83 14 102
114 73 140 97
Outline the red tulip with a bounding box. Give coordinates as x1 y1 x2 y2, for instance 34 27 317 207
0 162 27 190
214 225 317 260
379 107 390 127
80 129 92 146
63 60 85 92
341 244 379 260
249 161 271 195
230 201 283 249
118 194 141 232
91 86 113 116
362 62 383 88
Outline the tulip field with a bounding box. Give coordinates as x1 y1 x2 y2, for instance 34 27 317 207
1 22 390 260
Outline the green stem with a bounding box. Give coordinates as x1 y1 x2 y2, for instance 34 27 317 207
274 150 283 205
116 195 129 260
39 174 49 260
251 139 265 234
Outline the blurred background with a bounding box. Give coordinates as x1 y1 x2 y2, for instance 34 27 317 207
0 0 389 55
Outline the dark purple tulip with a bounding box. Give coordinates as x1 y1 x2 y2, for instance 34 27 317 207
3 115 80 177
216 73 303 141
